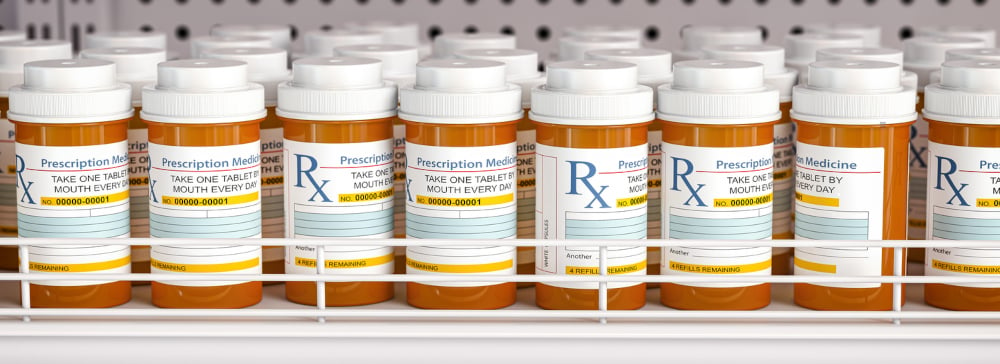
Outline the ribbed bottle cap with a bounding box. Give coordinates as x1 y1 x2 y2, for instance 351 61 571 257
344 21 420 46
904 36 987 67
558 36 641 61
335 44 418 79
940 60 1000 91
304 30 384 56
278 57 396 121
793 60 916 125
85 31 168 50
682 26 763 51
211 24 292 52
432 33 516 59
530 60 653 125
702 44 795 102
399 59 522 124
564 25 643 40
190 35 271 58
0 40 73 97
0 30 26 43
455 48 539 80
915 25 997 47
142 59 265 124
658 60 778 125
585 48 672 80
924 60 1000 124
202 47 289 105
947 48 1000 61
79 47 166 105
803 23 882 47
816 47 917 90
8 59 132 123
786 33 866 63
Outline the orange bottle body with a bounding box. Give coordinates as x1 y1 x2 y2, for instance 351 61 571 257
658 120 774 310
404 120 518 310
0 97 18 270
923 118 1000 311
533 121 648 310
646 121 663 276
792 119 910 311
908 94 928 263
281 116 395 306
392 118 407 274
127 108 150 278
772 102 795 275
260 107 285 278
145 119 263 309
515 112 536 285
14 119 132 308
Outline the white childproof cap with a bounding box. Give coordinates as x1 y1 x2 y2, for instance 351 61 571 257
914 25 996 47
85 31 168 49
79 47 167 107
189 35 271 58
703 44 796 104
929 48 1000 84
211 25 292 53
277 57 397 121
558 36 641 61
585 48 673 102
141 59 266 124
0 30 27 43
674 25 763 62
202 47 290 107
802 23 882 47
924 60 1000 124
531 60 653 126
456 48 545 109
335 44 419 89
903 36 989 91
399 59 522 124
792 60 917 125
815 47 918 91
784 33 865 79
7 58 133 124
432 33 516 59
304 29 385 57
0 40 73 98
344 21 420 47
658 60 780 125
564 25 643 40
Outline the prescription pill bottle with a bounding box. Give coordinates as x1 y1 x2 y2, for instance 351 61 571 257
802 23 882 47
0 40 72 270
203 48 291 278
703 45 798 275
80 47 167 280
558 36 640 61
189 35 271 59
564 25 643 40
303 30 384 57
929 48 1000 85
432 33 516 59
456 48 546 286
336 44 419 274
815 47 918 90
85 31 168 50
784 34 865 82
673 26 763 63
914 26 996 47
280 57 398 306
923 60 1000 311
903 37 987 258
657 60 779 310
791 60 916 311
399 59 521 309
9 59 133 308
532 60 653 310
585 48 672 276
142 59 265 309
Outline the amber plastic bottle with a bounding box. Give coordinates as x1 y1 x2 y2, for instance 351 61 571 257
9 59 133 308
399 59 521 309
142 59 265 309
531 60 652 310
923 60 1000 311
791 60 915 311
279 57 398 306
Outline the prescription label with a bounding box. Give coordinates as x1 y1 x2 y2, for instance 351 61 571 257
260 128 284 263
909 116 930 239
793 143 884 288
148 141 262 286
773 121 795 241
648 130 663 267
535 144 647 290
405 142 517 287
661 143 773 288
284 138 394 275
16 141 130 286
392 123 406 240
925 142 1000 287
0 117 15 235
517 129 537 265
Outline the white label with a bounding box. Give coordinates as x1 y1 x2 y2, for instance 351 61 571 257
128 128 149 245
909 116 929 239
516 129 537 265
283 138 394 275
925 142 1000 287
773 121 795 241
648 130 663 245
405 142 517 287
793 142 884 288
148 141 262 286
16 142 130 286
661 143 773 288
0 118 15 235
535 144 647 289
392 123 406 248
260 128 284 240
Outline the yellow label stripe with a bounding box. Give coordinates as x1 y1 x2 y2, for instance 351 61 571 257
668 259 771 274
415 193 513 207
406 258 513 273
713 193 772 208
338 188 394 203
40 190 129 207
29 255 130 273
932 259 1000 274
794 257 836 274
565 260 647 275
615 194 648 208
795 192 840 207
976 199 1000 208
161 192 259 206
295 254 394 269
151 257 259 273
